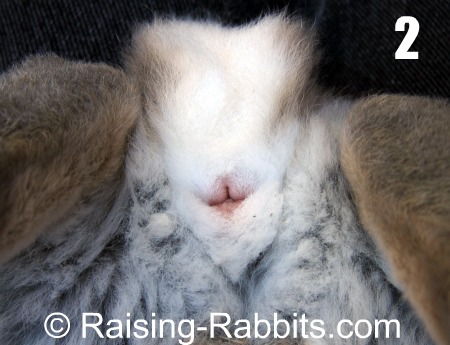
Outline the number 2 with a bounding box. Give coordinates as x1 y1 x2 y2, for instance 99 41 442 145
395 16 419 60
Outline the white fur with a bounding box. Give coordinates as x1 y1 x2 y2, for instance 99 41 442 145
0 15 433 345
131 17 305 281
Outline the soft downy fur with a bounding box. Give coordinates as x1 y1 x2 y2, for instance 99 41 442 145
0 56 140 264
0 15 439 345
341 95 450 345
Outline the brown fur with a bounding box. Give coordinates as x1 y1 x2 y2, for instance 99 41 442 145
341 94 450 345
0 55 140 263
1 27 448 345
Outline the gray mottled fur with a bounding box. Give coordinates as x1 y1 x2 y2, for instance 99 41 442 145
0 103 432 345
0 16 434 345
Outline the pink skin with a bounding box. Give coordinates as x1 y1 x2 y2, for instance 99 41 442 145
206 177 249 216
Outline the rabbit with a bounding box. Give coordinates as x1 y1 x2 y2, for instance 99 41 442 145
1 14 447 345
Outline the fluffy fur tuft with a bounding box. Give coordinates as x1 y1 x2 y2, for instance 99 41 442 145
341 95 450 345
0 15 442 345
0 56 140 263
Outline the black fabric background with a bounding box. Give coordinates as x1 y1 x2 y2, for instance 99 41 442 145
0 0 449 98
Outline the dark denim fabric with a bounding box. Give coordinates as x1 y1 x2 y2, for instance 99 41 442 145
0 0 320 70
318 1 450 98
0 0 448 97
